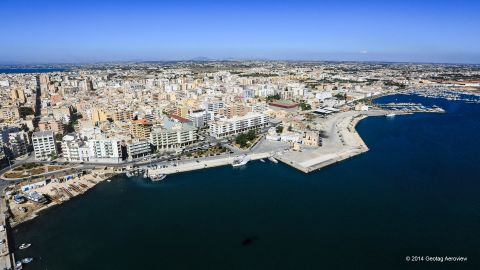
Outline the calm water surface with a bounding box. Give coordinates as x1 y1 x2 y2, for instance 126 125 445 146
14 95 480 270
0 68 67 74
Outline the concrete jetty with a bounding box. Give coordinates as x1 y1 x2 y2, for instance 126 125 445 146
276 110 387 173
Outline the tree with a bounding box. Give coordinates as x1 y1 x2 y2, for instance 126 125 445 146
235 133 248 148
266 94 281 102
246 130 256 141
276 126 284 134
300 102 311 111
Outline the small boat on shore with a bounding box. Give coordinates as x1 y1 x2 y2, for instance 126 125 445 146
386 113 396 117
268 157 278 163
19 243 31 250
21 258 33 264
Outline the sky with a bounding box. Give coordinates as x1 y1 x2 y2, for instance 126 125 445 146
1 0 479 64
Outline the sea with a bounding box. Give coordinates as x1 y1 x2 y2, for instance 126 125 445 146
0 68 68 74
13 94 480 270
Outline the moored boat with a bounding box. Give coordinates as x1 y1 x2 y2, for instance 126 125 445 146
21 258 33 264
150 174 167 181
19 243 31 250
268 157 278 163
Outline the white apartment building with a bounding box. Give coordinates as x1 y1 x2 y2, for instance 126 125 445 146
150 123 197 150
61 133 90 162
187 110 207 128
32 131 57 160
203 100 224 113
88 138 122 163
209 112 269 138
126 139 151 160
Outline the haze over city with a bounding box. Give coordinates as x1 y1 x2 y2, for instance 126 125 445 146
1 0 479 64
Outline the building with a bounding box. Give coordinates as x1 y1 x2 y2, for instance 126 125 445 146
88 137 123 163
188 110 207 128
303 131 321 147
32 131 57 160
150 122 197 150
128 119 152 139
61 133 90 162
111 109 133 122
203 99 225 113
126 139 151 160
0 106 21 121
4 131 30 158
223 104 251 118
38 118 65 134
209 112 269 138
92 107 109 124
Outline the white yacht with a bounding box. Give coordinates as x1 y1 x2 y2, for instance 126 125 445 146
150 174 167 181
386 113 396 117
19 243 31 250
21 258 33 264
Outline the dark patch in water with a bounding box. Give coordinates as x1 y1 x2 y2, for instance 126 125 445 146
241 236 258 246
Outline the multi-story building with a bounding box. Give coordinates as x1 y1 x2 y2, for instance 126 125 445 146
187 110 207 128
5 131 30 158
0 106 20 121
32 131 57 160
203 99 224 113
150 122 197 150
224 104 251 118
126 139 151 160
88 137 123 163
128 119 152 139
92 107 109 124
61 133 90 162
111 109 133 122
209 112 269 138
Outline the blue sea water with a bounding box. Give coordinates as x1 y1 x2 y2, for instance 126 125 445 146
13 94 480 270
0 68 67 74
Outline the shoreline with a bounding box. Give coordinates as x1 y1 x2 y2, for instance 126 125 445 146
4 94 447 228
7 169 119 228
4 111 413 228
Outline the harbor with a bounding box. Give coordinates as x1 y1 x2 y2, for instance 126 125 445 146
11 91 480 269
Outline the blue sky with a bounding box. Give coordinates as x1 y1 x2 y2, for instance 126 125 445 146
1 0 479 64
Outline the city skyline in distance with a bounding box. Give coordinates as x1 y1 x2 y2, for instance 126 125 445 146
1 0 479 64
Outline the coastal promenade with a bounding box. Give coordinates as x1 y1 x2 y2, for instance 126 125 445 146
152 140 290 175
